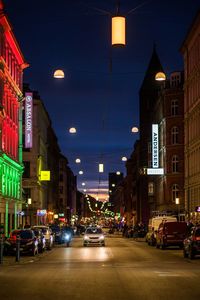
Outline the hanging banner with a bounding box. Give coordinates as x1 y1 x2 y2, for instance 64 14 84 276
25 92 33 148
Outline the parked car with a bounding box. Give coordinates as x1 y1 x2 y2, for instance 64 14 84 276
146 216 177 246
32 229 46 252
156 221 187 249
183 226 200 259
4 229 39 256
32 226 53 250
83 226 105 247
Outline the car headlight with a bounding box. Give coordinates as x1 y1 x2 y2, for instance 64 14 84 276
84 235 89 240
99 235 105 240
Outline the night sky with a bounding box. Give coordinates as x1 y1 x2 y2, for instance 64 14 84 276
4 0 200 200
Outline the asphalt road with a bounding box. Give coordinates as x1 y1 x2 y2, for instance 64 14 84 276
0 235 200 300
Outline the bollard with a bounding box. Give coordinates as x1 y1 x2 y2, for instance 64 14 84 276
16 235 20 262
0 237 4 264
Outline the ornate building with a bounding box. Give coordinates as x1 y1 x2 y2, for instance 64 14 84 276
0 1 28 236
181 10 200 221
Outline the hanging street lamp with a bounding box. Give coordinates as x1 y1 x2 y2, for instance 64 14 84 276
53 69 65 78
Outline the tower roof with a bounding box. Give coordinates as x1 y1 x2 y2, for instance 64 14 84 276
140 46 164 92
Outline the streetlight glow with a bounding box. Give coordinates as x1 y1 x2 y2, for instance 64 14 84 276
79 170 83 175
53 69 65 78
99 163 104 173
75 158 81 163
122 156 127 161
69 127 76 134
155 72 166 81
112 16 126 46
131 127 139 133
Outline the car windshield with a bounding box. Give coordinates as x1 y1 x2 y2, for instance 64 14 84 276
20 231 33 239
51 226 60 232
86 228 102 234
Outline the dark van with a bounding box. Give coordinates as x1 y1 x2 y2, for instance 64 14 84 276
156 221 187 249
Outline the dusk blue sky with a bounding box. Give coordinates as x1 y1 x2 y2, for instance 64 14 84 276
5 0 200 200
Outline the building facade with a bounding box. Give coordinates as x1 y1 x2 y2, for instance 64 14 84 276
181 10 200 221
0 2 28 235
22 86 53 226
153 72 184 218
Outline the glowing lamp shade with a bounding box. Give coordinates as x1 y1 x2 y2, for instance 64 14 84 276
99 163 104 173
75 158 81 163
122 156 127 161
116 171 120 175
69 127 76 134
155 72 166 81
131 127 139 133
112 16 126 46
53 69 65 78
79 170 83 175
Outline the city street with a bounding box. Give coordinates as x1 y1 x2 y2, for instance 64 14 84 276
0 235 200 300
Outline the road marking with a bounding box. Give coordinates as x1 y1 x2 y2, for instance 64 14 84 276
154 271 180 277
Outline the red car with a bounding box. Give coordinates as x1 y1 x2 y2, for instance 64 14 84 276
156 221 187 249
4 229 39 256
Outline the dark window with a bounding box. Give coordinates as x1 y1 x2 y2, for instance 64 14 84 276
23 161 30 178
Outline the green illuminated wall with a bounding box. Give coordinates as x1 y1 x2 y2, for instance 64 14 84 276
0 154 23 199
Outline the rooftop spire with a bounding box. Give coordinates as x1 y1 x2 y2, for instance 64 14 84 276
140 45 164 92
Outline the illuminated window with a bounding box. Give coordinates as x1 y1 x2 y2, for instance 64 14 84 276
172 155 179 173
148 182 154 195
23 161 30 178
171 126 179 144
172 184 179 202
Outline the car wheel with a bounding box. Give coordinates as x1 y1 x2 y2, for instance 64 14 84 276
189 247 194 260
31 247 36 256
183 248 188 258
161 243 165 250
156 242 160 249
83 243 87 247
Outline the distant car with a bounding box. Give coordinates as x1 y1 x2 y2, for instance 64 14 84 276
83 227 105 247
156 221 187 249
50 225 62 244
183 226 200 259
32 226 53 250
4 229 39 256
32 229 46 252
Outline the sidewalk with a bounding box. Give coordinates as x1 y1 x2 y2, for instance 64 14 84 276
0 254 40 266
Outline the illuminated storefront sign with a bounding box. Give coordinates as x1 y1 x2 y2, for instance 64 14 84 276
147 124 164 175
152 124 159 168
40 171 51 181
25 92 33 148
147 168 164 175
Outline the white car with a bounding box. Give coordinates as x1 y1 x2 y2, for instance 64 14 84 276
32 226 53 250
83 227 105 247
